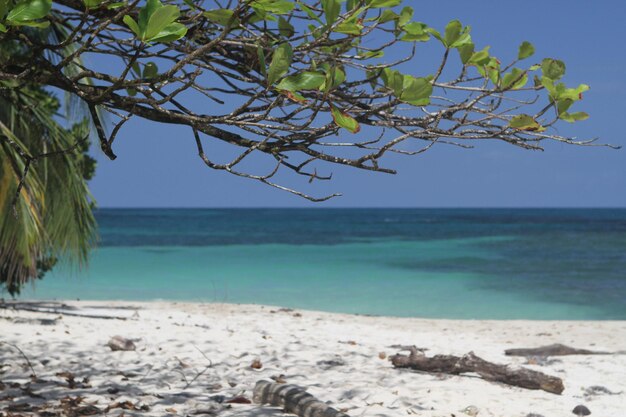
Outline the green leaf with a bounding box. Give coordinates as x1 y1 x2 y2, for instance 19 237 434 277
126 87 138 97
458 42 474 64
138 0 160 33
147 22 187 43
425 27 443 43
509 114 545 131
257 47 267 77
540 76 556 96
559 84 589 101
0 0 9 18
560 111 589 123
365 67 379 88
251 0 294 14
107 2 126 9
401 22 429 42
267 42 293 85
123 15 141 37
362 50 384 58
541 58 565 80
381 68 404 96
278 16 294 37
281 90 307 102
83 0 104 8
204 9 237 26
367 0 401 7
556 98 573 115
0 23 6 32
449 25 471 48
143 62 158 79
145 4 180 40
13 19 48 27
468 46 490 66
249 9 276 23
321 0 340 25
296 1 323 23
6 0 50 23
517 41 534 60
378 9 398 23
400 75 432 106
331 106 360 133
276 71 326 91
321 66 346 90
398 6 412 27
335 22 362 35
501 68 527 90
130 61 141 77
443 19 461 47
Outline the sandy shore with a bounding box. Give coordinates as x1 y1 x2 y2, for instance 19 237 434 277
1 301 625 417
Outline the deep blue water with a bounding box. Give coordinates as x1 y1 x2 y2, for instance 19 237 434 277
19 208 626 319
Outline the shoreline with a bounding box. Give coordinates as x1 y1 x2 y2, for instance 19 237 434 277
7 298 625 321
1 300 625 416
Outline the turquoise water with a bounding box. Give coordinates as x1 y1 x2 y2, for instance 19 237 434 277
17 209 626 319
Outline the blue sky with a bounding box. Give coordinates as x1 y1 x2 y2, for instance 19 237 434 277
90 0 625 207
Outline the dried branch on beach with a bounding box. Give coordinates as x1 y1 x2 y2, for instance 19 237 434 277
253 380 349 417
390 346 564 395
505 343 610 357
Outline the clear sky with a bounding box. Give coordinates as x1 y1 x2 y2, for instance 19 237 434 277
90 0 625 208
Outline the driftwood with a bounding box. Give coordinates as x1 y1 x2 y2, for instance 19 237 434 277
505 344 609 357
390 347 564 395
253 380 349 417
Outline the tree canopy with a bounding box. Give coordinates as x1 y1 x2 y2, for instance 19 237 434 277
0 0 612 203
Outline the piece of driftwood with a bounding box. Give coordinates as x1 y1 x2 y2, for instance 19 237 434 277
505 343 609 357
390 347 564 395
253 380 349 417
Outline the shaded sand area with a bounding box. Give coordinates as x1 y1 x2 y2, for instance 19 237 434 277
1 301 625 417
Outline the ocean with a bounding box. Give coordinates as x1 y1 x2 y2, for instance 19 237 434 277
19 208 626 320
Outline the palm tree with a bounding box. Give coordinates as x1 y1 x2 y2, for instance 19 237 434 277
0 27 97 296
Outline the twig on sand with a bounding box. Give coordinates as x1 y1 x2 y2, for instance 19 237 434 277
183 344 213 390
0 341 37 378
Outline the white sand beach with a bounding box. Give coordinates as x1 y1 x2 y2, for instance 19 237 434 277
1 301 625 417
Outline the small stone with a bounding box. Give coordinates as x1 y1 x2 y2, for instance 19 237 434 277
225 395 251 404
462 405 479 416
107 336 136 351
378 352 387 360
572 405 591 416
271 374 287 383
316 358 345 369
209 395 226 403
251 359 263 369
